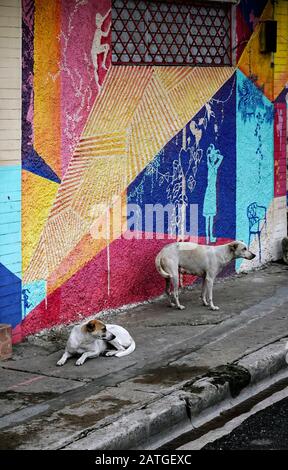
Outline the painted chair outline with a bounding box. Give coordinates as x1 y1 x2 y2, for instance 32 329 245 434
247 202 267 262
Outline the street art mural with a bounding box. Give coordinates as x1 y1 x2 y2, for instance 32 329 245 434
0 165 22 332
21 0 111 334
247 202 267 263
6 0 285 341
236 0 267 61
128 74 236 244
203 144 224 244
236 70 274 270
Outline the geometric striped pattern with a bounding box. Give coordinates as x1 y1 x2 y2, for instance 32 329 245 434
71 155 127 219
50 155 91 216
45 191 127 294
84 67 153 135
24 208 88 282
75 132 127 158
24 65 235 283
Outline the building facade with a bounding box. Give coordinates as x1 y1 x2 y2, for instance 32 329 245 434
0 0 287 342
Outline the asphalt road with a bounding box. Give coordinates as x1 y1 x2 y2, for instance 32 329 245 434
203 396 288 450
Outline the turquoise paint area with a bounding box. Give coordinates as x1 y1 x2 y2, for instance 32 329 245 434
236 70 274 270
0 166 21 278
0 165 22 328
22 280 47 319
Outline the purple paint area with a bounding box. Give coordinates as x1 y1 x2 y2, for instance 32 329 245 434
22 0 34 163
275 87 288 104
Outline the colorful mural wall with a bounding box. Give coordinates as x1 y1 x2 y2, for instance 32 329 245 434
2 0 286 341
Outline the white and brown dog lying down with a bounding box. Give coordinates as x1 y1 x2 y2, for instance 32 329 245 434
57 319 135 366
156 240 256 311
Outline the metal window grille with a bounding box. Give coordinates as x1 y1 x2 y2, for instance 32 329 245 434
112 1 231 66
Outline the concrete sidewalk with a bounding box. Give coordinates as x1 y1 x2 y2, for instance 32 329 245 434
0 262 288 449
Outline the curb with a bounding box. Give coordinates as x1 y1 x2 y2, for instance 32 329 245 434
62 338 288 450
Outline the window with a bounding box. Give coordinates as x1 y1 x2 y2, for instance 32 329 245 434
112 1 231 66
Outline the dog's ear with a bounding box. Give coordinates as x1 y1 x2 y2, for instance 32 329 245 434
229 241 239 252
86 321 95 333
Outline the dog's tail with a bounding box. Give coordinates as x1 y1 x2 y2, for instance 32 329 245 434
155 252 171 279
115 339 136 357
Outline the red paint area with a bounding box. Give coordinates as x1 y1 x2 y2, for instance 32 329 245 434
274 103 287 198
236 8 251 62
18 234 233 339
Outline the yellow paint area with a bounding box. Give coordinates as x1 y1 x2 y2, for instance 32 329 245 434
22 170 58 274
84 67 153 136
71 155 128 221
33 0 61 178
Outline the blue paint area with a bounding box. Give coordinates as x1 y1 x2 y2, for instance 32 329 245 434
203 144 224 243
22 280 46 318
0 166 22 328
0 166 21 278
236 70 274 268
128 73 236 241
0 263 22 328
22 148 61 184
0 165 21 192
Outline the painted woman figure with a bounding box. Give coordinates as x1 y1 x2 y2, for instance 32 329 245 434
203 144 224 244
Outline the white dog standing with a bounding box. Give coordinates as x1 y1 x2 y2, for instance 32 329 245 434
155 240 255 311
57 319 135 366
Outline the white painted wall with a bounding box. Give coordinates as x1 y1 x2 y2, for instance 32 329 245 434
0 0 21 167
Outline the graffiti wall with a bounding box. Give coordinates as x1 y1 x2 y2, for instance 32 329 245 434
7 0 286 340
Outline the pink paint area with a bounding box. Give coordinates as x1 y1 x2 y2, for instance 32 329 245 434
60 0 111 177
274 103 287 198
19 234 233 339
10 376 45 389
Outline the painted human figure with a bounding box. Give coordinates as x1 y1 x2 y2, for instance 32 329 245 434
203 144 224 244
91 9 111 90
